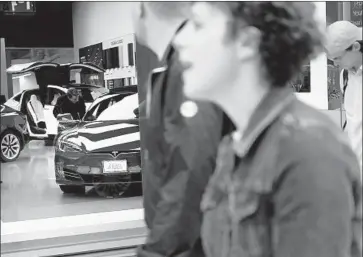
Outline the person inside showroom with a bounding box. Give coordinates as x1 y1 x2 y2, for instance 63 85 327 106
326 20 362 173
132 2 224 257
173 2 362 256
53 88 86 120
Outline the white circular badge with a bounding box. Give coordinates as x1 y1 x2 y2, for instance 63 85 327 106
180 101 198 118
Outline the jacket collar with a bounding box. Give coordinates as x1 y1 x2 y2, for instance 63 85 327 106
160 20 188 66
232 86 295 157
146 20 188 118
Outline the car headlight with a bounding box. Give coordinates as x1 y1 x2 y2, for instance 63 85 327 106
58 140 83 152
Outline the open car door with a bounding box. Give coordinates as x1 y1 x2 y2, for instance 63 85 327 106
7 62 105 139
7 62 105 103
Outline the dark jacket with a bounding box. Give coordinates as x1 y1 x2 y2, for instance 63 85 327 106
201 86 362 257
53 94 86 120
137 27 224 257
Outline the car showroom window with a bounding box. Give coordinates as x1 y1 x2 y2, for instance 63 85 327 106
2 1 343 255
2 50 143 255
2 2 338 256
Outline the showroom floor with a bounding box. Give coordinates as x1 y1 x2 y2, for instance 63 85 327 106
1 141 143 223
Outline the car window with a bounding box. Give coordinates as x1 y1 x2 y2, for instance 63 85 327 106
12 93 22 102
83 98 112 121
83 93 138 121
97 93 139 121
20 90 40 113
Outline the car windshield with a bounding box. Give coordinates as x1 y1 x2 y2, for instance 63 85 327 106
84 93 139 121
98 93 139 121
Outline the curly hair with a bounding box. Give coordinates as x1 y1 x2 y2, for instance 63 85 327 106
146 2 191 21
218 2 325 88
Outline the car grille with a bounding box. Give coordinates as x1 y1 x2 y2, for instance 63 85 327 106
63 168 83 182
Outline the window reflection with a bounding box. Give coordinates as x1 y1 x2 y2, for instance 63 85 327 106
289 63 311 93
327 60 342 110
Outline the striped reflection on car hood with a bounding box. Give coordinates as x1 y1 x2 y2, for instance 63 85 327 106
61 120 140 152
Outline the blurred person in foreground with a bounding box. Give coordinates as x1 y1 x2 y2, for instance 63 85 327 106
326 21 362 172
132 2 224 257
174 2 362 257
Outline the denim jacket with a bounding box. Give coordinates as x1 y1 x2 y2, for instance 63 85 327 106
201 87 362 257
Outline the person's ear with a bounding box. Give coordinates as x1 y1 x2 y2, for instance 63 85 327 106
352 41 361 52
236 26 261 62
138 2 145 19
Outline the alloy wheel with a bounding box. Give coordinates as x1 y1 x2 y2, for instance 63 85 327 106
1 133 20 160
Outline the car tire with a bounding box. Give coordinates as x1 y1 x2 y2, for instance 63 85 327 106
1 131 22 162
59 185 85 194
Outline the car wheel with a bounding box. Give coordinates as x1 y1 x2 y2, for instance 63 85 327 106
59 185 85 194
1 131 21 162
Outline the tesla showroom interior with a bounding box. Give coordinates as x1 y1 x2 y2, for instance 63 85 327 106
1 1 361 256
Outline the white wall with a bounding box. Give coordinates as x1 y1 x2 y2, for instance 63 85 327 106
72 2 136 61
19 74 38 91
12 78 20 95
296 2 328 110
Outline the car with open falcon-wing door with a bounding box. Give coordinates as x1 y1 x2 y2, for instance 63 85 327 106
54 86 141 197
5 62 107 144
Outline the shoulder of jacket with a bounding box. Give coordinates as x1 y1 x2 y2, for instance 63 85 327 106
276 103 351 161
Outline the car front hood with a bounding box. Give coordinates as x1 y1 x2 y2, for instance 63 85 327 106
58 120 140 153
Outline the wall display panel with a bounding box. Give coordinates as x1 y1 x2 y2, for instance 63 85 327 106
78 42 105 86
102 33 137 90
1 2 73 48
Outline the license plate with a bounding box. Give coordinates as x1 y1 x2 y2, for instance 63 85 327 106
103 160 128 174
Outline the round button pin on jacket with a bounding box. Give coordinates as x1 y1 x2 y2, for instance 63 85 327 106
180 101 198 118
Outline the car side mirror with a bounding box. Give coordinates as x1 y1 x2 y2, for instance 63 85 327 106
57 113 73 121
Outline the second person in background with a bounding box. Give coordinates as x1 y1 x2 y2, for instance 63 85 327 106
132 2 224 257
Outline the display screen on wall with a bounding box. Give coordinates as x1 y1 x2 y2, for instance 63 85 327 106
79 43 104 68
128 43 134 66
78 42 104 86
103 47 120 69
1 2 73 48
289 63 311 93
1 1 36 15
